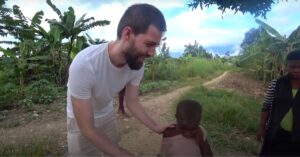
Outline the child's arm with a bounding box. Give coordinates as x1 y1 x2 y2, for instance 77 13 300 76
200 139 213 157
198 126 213 157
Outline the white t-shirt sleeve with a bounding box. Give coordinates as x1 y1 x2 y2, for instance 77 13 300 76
130 66 144 86
68 60 94 99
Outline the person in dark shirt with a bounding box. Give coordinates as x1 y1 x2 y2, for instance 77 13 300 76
257 50 300 156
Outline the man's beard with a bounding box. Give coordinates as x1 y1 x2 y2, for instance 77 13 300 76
124 45 144 70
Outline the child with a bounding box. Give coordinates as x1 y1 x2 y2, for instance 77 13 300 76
257 50 300 156
160 99 213 156
118 86 126 114
117 86 130 117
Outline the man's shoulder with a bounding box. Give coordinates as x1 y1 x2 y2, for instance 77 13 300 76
73 43 109 64
79 43 108 56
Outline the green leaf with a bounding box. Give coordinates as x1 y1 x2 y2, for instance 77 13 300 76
46 0 62 19
31 11 44 26
82 20 110 31
255 19 285 42
26 55 51 61
75 13 86 27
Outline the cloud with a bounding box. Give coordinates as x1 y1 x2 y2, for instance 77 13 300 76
165 6 251 53
272 1 300 15
2 0 299 56
256 1 300 36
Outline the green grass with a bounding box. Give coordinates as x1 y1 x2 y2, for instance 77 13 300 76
180 58 232 79
171 86 263 156
0 132 66 156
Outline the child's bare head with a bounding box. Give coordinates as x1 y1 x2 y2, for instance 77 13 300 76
175 99 202 129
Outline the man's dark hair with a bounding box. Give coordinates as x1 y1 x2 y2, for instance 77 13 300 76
117 3 166 39
287 50 300 61
176 99 202 129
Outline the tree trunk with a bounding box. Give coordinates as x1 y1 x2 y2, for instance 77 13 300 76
65 37 75 85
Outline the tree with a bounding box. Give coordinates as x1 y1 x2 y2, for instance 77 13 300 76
0 0 12 37
86 33 107 45
238 20 300 83
240 27 264 52
158 38 170 59
183 41 212 59
188 0 274 18
0 2 51 96
46 0 110 83
255 19 300 77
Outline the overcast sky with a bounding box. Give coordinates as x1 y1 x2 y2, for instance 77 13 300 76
2 0 300 56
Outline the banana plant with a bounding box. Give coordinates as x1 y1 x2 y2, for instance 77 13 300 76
46 0 110 83
255 19 300 79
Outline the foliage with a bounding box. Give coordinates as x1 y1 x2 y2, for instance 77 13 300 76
46 0 110 83
139 80 176 95
0 0 110 107
183 41 213 59
158 39 171 59
180 58 229 78
0 132 66 156
238 20 300 83
188 0 274 18
240 27 264 51
23 79 58 106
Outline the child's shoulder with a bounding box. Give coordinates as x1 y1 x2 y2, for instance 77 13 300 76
162 126 180 138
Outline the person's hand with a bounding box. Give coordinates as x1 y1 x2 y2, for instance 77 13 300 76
257 127 265 143
154 123 176 134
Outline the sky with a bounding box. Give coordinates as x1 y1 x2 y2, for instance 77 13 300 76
2 0 300 57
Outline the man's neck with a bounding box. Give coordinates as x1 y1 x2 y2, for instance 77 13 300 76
108 41 127 68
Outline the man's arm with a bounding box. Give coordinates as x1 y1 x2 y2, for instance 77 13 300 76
257 80 276 142
125 84 171 133
71 96 134 156
257 111 269 142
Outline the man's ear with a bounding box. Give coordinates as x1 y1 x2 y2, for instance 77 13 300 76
121 26 133 41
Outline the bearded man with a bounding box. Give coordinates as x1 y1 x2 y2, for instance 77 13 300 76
66 3 172 156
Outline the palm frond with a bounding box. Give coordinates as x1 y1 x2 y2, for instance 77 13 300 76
82 20 110 31
255 19 285 42
31 11 44 26
46 0 62 19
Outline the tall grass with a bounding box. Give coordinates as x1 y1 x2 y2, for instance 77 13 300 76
181 58 230 79
172 86 263 156
144 58 231 81
142 58 232 94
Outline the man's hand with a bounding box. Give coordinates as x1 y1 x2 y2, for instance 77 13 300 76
154 123 176 134
257 127 265 143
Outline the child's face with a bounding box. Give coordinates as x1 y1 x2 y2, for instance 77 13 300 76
287 60 300 80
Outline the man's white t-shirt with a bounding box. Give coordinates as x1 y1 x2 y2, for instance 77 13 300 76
67 42 144 118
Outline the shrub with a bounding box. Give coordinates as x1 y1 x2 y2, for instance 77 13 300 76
24 79 58 106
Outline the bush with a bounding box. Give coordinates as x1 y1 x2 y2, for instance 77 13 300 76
155 60 183 81
0 82 19 110
24 79 58 106
180 58 229 79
